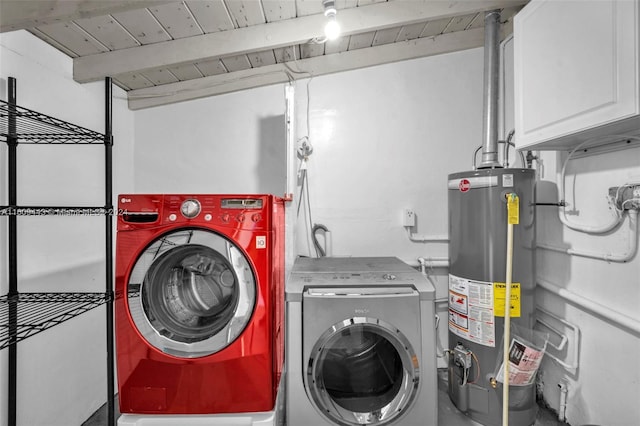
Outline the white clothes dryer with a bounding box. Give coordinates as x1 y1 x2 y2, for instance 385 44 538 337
285 257 437 426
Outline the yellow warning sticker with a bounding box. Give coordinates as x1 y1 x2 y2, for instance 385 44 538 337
507 194 519 225
493 282 521 317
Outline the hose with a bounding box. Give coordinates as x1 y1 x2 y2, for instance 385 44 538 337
503 130 526 169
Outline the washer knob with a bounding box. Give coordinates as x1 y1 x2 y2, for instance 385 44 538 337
236 213 245 222
168 213 177 222
180 199 201 218
221 213 231 223
251 213 262 222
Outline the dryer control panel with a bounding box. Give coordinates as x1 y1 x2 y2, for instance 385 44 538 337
287 257 436 302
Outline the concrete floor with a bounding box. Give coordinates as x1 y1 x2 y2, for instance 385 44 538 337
83 370 567 426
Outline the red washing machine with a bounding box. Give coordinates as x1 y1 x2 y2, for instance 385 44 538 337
115 194 285 415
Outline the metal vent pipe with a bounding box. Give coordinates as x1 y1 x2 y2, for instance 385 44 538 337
479 9 502 169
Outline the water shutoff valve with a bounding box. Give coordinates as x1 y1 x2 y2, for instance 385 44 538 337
609 185 640 210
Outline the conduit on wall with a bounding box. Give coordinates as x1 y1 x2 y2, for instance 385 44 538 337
534 307 580 373
404 225 450 269
557 135 640 234
406 228 449 243
538 210 638 262
537 278 640 336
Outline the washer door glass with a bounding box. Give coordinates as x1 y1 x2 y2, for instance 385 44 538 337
306 318 420 425
127 228 255 358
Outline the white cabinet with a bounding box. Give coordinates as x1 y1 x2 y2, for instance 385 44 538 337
514 0 640 151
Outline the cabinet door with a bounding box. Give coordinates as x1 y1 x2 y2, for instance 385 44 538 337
514 0 639 150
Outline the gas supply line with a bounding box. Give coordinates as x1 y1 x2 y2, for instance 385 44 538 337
502 192 519 426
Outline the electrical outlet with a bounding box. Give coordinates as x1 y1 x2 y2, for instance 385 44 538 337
402 209 415 227
609 185 640 210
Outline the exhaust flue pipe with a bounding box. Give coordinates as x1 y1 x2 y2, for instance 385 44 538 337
479 10 502 169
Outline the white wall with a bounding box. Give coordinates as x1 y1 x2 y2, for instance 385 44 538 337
133 86 287 195
0 30 134 426
133 49 487 372
535 149 640 426
292 49 483 261
134 48 485 264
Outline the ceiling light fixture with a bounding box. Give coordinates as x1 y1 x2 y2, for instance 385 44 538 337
323 0 340 40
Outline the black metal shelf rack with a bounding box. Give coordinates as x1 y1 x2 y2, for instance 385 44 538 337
1 77 115 426
0 292 109 350
0 100 105 144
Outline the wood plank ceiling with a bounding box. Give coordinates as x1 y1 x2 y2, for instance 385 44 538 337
0 0 528 109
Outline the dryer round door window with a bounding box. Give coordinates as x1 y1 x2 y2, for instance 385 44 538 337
305 318 420 426
126 228 256 358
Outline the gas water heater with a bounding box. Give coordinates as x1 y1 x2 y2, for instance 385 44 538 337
447 168 537 426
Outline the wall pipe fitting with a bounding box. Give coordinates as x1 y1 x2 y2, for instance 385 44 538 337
406 228 449 243
417 256 450 270
558 383 568 422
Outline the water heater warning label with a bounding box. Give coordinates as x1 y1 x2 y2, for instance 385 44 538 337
448 274 496 347
493 282 521 317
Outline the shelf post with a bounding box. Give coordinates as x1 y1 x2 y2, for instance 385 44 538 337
7 76 18 426
104 76 115 426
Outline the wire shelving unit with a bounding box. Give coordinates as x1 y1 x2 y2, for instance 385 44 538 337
0 77 115 426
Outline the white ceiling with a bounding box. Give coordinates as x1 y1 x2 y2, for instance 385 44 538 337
0 0 528 109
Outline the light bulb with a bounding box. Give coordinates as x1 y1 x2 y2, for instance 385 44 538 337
324 15 340 40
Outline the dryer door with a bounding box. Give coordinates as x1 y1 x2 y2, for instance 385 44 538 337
305 317 420 426
126 228 256 358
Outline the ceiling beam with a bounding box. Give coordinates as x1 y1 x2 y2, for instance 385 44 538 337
75 0 526 83
0 0 174 33
128 23 517 110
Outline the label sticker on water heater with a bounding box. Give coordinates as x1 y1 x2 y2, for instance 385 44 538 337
502 174 514 187
448 274 496 347
493 282 521 317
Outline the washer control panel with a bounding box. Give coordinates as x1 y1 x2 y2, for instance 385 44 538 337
117 194 275 231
